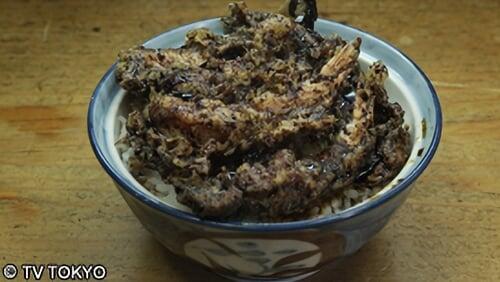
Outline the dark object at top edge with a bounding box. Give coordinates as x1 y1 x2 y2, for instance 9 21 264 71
289 0 318 30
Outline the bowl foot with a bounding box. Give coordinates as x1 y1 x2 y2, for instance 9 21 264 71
216 269 321 281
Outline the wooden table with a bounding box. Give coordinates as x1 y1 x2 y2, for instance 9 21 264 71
1 0 499 281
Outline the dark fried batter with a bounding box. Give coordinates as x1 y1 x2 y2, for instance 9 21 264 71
115 2 411 220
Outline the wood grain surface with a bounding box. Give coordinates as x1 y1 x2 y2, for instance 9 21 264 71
0 0 499 281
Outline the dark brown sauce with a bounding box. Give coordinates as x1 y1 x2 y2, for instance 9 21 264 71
417 147 425 157
421 118 427 138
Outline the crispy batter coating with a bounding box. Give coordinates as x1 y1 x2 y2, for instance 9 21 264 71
115 2 411 220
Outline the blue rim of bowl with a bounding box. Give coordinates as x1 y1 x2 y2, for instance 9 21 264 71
88 17 442 232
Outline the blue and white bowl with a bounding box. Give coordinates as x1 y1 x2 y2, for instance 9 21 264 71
88 18 442 281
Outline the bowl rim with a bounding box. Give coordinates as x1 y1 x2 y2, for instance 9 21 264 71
87 17 442 232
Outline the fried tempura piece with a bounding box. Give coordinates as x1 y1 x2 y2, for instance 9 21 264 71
115 2 411 220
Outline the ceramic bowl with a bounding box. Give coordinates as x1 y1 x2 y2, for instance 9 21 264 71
88 18 441 281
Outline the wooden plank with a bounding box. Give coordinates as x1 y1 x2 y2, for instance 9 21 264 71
0 0 498 281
